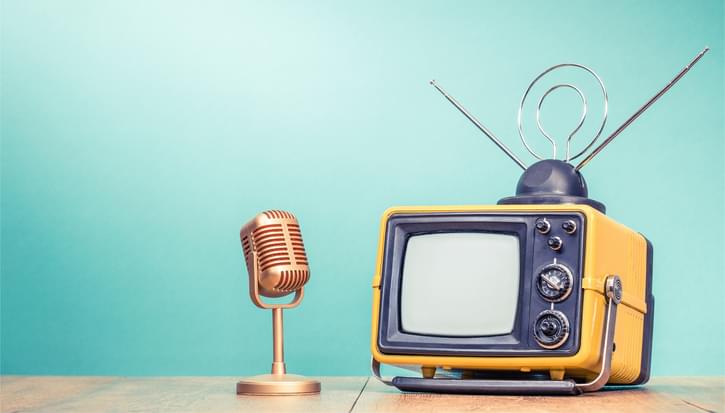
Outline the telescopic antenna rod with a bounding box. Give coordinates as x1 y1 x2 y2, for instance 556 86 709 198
431 80 527 170
575 47 709 171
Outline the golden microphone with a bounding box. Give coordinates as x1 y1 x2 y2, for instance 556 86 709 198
236 210 321 396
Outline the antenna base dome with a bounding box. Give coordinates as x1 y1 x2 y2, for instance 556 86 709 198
498 159 606 213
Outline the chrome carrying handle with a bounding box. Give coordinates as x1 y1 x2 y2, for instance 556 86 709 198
371 275 622 395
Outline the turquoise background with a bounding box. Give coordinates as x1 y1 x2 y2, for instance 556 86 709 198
1 1 723 376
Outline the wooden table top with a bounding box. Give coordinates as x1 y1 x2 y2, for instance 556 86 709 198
1 376 723 412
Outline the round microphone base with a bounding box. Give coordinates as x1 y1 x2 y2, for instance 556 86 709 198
236 374 321 396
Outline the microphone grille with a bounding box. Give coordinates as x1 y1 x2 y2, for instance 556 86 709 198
240 210 310 296
253 222 292 272
278 269 309 291
241 234 253 261
262 210 296 220
287 221 309 266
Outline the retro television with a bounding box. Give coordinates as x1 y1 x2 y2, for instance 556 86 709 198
370 200 652 395
370 49 707 395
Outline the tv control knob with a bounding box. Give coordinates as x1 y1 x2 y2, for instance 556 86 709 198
534 310 570 349
562 220 577 234
547 236 563 251
535 218 551 234
536 263 574 302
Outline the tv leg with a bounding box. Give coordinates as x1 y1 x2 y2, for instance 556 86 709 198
421 367 436 379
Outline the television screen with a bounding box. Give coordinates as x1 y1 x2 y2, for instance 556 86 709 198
400 232 520 337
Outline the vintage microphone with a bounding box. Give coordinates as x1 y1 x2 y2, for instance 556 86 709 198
237 210 321 395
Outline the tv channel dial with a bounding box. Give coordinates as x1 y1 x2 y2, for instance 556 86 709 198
562 220 577 234
533 310 570 349
535 218 551 234
547 236 563 251
536 263 573 302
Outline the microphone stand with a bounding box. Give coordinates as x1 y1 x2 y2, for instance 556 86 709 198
236 253 321 395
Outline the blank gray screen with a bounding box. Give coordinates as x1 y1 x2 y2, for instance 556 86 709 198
400 232 520 336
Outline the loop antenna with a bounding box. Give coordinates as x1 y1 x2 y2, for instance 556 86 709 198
518 63 608 162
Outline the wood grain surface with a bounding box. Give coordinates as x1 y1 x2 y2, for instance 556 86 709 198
357 376 724 413
0 376 367 413
1 376 722 413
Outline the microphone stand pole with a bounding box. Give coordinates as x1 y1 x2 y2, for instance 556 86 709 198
271 308 286 375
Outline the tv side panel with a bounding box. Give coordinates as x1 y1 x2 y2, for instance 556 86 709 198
585 211 650 384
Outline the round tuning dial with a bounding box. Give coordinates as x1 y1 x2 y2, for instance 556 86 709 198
547 236 563 251
536 263 573 302
562 220 577 234
534 310 570 349
535 218 551 234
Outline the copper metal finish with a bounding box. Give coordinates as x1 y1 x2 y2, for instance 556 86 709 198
237 210 320 396
247 251 304 310
236 374 321 396
240 210 310 301
271 308 286 375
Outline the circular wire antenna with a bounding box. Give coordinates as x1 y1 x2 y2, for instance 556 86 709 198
517 63 608 162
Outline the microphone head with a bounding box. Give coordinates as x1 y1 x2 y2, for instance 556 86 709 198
240 210 310 298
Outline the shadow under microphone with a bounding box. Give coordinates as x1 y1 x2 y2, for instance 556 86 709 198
237 210 321 395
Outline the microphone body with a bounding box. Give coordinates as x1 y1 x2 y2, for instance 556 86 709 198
240 210 310 302
236 210 320 395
